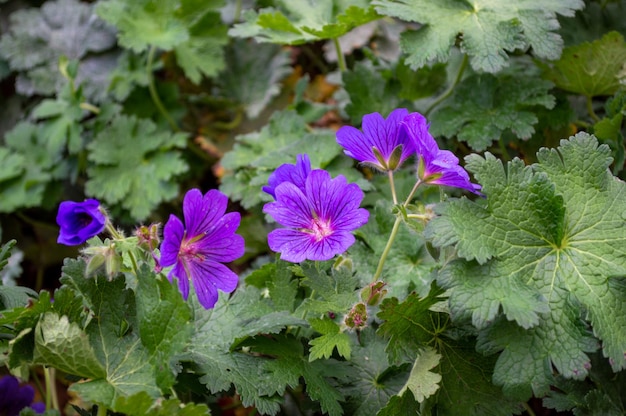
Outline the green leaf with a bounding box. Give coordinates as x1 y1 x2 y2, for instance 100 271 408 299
245 261 299 312
220 110 343 209
430 72 555 151
376 390 420 416
0 0 117 100
85 115 188 220
297 261 360 316
32 312 106 379
219 39 291 119
0 122 67 212
31 84 84 155
97 0 189 52
309 317 351 360
349 198 437 300
114 391 211 416
373 0 584 72
0 148 25 183
377 289 522 414
107 50 152 102
435 337 523 416
229 0 379 44
245 334 345 416
539 31 626 97
187 285 306 415
136 266 192 390
397 346 441 403
174 11 228 83
425 133 626 398
338 328 409 416
377 288 446 365
544 353 626 415
396 60 447 101
60 259 161 408
342 62 410 125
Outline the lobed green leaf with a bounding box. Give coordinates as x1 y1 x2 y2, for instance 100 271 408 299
373 0 584 72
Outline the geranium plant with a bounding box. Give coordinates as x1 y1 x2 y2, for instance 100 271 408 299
0 0 625 415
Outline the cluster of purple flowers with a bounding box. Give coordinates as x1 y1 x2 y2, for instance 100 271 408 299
56 109 478 310
336 108 481 194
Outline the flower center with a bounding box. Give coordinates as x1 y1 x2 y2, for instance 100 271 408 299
76 212 93 227
179 237 205 269
309 217 333 242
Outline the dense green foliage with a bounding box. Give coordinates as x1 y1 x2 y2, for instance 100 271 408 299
0 0 625 415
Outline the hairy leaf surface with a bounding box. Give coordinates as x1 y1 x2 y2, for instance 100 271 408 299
426 133 626 398
373 0 584 72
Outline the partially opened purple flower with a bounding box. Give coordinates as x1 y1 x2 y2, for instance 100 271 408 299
160 189 245 309
402 112 482 195
263 169 369 262
262 154 311 199
336 108 415 171
56 199 107 245
0 375 45 415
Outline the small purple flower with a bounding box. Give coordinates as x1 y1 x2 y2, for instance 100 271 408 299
262 154 311 199
56 199 107 245
263 169 369 262
160 189 245 309
336 108 415 171
0 376 45 415
402 112 482 194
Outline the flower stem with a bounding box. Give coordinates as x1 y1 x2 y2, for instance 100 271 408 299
147 45 179 131
43 367 59 411
104 221 139 274
424 54 468 116
585 95 600 122
387 170 398 205
403 179 423 207
333 37 347 72
522 402 536 416
372 216 402 282
97 404 108 416
234 0 243 22
371 179 425 283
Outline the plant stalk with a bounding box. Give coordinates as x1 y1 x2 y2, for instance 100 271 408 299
333 37 347 72
425 54 469 116
147 45 179 131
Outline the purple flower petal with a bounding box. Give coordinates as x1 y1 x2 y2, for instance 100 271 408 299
264 166 369 263
168 262 191 301
402 112 482 195
159 188 245 309
336 108 413 171
56 199 106 245
263 154 311 199
0 376 45 415
183 189 228 237
190 261 239 308
160 214 184 267
263 183 314 228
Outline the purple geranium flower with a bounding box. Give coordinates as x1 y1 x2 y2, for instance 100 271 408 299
336 108 415 171
56 199 107 245
159 189 245 309
0 376 45 416
402 112 482 194
262 154 311 199
263 169 369 262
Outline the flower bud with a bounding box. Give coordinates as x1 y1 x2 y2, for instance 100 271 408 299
83 242 121 280
345 302 368 330
360 281 387 306
136 223 161 250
